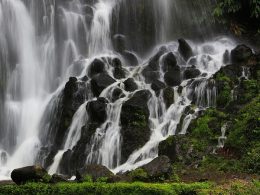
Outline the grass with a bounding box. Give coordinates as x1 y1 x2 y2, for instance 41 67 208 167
0 180 259 195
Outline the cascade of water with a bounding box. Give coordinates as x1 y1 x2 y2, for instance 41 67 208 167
0 0 238 180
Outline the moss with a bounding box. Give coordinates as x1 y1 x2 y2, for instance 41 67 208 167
83 175 93 183
0 182 213 195
242 143 260 174
226 95 260 152
237 79 259 104
128 168 148 182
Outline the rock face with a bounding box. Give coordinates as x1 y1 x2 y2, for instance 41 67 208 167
120 90 152 162
231 44 253 63
163 87 175 109
39 77 86 168
122 50 139 66
141 156 172 181
91 73 116 97
151 79 166 95
76 164 114 181
50 174 68 183
162 52 177 72
123 78 138 92
11 165 49 185
178 38 193 61
164 66 181 87
158 136 178 162
183 67 201 79
88 59 106 78
86 97 108 124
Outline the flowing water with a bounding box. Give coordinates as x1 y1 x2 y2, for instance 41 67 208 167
0 0 236 179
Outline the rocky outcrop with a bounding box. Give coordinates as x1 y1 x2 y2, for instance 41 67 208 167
76 164 114 182
163 87 175 109
164 66 181 87
231 44 253 63
120 90 152 162
86 97 108 124
123 78 138 92
178 38 193 61
183 67 201 80
11 165 50 185
88 59 106 78
91 73 116 97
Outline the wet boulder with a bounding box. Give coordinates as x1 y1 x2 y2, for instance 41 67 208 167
141 155 172 181
142 70 161 84
120 90 152 162
113 34 126 53
11 165 49 185
183 67 201 80
162 52 177 72
178 38 193 61
163 87 175 109
158 136 178 162
122 50 139 66
151 79 166 95
164 66 181 87
91 73 116 97
123 78 138 92
88 59 106 78
112 88 125 102
76 164 114 182
50 174 68 183
223 50 230 64
231 44 253 63
86 97 108 124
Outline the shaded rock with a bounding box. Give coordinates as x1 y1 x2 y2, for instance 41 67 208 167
120 90 152 162
123 78 138 92
158 136 178 162
112 88 125 102
88 59 106 78
122 50 138 66
162 52 177 72
151 79 165 95
50 174 68 183
76 164 114 182
178 38 193 61
223 50 230 64
11 165 49 185
91 73 116 97
114 67 125 79
231 44 253 63
183 67 201 80
164 66 181 87
142 70 161 84
86 97 108 124
113 34 126 53
163 87 175 108
141 156 172 181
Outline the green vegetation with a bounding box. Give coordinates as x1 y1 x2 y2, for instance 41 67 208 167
1 181 260 195
0 182 212 195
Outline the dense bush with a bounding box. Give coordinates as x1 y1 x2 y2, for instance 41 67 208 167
214 0 260 34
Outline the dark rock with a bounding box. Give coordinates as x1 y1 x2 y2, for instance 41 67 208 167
76 164 114 182
111 58 122 68
91 73 116 97
164 67 181 87
142 70 161 84
88 59 106 78
122 50 139 66
123 78 138 92
112 88 125 102
223 50 230 64
141 156 172 181
86 97 108 124
50 174 68 183
120 90 152 162
113 34 126 53
114 67 125 79
11 165 49 185
163 87 175 109
162 52 177 72
183 67 201 80
178 38 193 61
158 136 178 162
151 80 166 95
231 44 253 63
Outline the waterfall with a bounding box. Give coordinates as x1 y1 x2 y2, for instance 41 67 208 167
0 0 237 179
